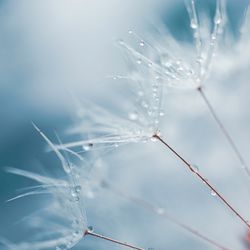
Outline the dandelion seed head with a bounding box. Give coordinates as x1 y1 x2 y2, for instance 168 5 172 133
115 0 231 91
3 129 90 250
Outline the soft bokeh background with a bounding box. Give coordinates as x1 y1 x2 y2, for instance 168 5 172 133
1 0 250 249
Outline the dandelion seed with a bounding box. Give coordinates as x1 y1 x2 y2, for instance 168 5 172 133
116 0 250 180
4 127 145 250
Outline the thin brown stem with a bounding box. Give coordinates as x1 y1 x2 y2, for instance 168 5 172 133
84 230 144 250
197 87 250 178
102 181 231 250
153 134 250 229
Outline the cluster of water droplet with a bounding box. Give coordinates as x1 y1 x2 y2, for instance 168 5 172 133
70 185 82 202
125 30 167 134
54 215 85 250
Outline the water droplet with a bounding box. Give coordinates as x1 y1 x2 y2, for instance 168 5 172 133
128 30 133 34
139 40 145 47
141 101 148 108
71 187 80 201
147 109 152 116
73 230 81 237
75 185 81 193
214 16 222 24
211 190 217 196
191 164 199 173
190 19 198 29
153 86 158 93
88 226 94 232
66 240 73 248
129 112 138 121
164 61 172 67
137 59 142 64
196 56 203 63
71 189 77 197
83 143 93 151
159 110 165 117
148 62 152 67
117 39 124 45
151 136 157 142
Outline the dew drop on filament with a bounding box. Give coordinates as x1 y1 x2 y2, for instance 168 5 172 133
139 40 145 47
214 16 222 24
137 58 142 64
211 190 217 196
190 19 198 29
83 143 93 151
159 110 165 117
151 136 157 142
75 185 81 193
191 164 199 173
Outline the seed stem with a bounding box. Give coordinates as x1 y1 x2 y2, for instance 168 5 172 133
197 87 250 179
153 134 250 229
102 181 231 250
84 230 144 250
